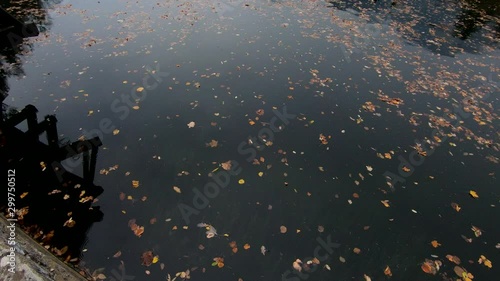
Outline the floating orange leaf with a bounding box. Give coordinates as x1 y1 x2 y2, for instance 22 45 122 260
421 260 437 275
431 240 441 248
243 244 250 250
212 257 224 268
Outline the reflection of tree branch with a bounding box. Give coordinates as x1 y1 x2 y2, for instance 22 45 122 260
0 0 55 115
454 0 500 40
454 3 483 40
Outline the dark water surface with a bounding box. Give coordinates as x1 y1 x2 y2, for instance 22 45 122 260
1 0 499 280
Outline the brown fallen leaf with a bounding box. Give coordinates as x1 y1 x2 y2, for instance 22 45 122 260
451 202 461 212
221 161 232 171
384 265 392 277
207 139 218 148
141 251 154 266
280 225 287 233
446 255 461 265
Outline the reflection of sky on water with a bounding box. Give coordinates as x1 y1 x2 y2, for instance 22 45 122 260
1 0 499 280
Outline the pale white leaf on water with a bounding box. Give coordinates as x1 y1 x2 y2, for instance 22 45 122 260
260 245 267 256
292 259 302 272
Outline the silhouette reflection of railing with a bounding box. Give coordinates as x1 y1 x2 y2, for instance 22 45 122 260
0 104 104 268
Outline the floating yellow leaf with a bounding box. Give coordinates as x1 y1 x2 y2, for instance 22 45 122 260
113 129 120 135
132 180 139 188
469 190 479 198
238 179 245 184
152 256 159 264
132 105 140 110
381 200 390 207
248 119 256 125
478 255 492 268
258 172 264 177
173 186 181 193
136 87 144 92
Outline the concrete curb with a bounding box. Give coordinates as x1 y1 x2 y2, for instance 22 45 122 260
0 215 87 281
